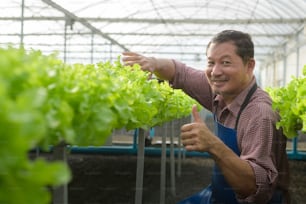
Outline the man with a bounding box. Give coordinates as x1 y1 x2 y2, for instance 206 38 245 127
122 30 289 203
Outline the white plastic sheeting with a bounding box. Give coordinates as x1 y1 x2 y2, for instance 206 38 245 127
1 0 306 69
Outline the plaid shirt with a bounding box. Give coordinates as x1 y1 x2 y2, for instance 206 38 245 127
171 60 290 203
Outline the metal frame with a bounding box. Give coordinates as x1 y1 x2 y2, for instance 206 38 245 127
1 0 305 69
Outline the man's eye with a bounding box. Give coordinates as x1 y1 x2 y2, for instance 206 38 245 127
222 61 231 65
207 62 214 66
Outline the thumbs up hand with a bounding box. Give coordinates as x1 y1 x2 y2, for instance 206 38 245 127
191 104 203 123
180 104 217 152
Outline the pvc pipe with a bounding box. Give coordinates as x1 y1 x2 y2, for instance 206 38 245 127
160 124 167 204
68 145 210 157
135 129 145 204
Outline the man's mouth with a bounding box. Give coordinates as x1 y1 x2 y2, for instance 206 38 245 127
211 79 227 83
211 79 227 87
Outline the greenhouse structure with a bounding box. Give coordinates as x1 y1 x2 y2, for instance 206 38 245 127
1 0 306 204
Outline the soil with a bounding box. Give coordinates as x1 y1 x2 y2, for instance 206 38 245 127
43 152 306 204
66 153 213 204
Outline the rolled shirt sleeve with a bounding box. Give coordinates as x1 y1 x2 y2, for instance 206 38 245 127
170 60 214 110
236 101 287 203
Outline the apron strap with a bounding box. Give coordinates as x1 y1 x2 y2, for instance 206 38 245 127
234 83 257 130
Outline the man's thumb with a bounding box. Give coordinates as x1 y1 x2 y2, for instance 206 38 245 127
192 104 203 123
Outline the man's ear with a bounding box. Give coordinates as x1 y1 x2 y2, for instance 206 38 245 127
247 58 255 73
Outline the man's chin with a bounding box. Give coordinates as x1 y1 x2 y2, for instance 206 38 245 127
212 88 221 95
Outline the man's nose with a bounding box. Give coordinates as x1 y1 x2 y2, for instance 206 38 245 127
211 64 223 76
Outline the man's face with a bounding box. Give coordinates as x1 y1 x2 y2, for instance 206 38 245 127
205 42 254 103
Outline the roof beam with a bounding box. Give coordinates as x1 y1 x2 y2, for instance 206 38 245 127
0 39 279 48
0 31 291 38
40 0 128 51
0 42 272 56
0 42 278 48
1 16 305 24
15 49 269 57
95 32 291 38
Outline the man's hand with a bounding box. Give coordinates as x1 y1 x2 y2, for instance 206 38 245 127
181 104 219 152
122 52 157 73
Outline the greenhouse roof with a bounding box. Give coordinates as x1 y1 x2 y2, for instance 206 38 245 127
1 0 306 68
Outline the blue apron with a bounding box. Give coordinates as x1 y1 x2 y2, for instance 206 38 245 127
177 84 283 204
177 117 241 204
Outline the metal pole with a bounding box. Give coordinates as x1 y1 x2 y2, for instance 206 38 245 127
110 43 113 62
90 32 94 64
20 0 25 46
64 17 68 63
170 120 176 196
177 118 182 177
296 32 300 77
53 143 68 204
282 44 287 86
160 123 167 204
135 128 145 204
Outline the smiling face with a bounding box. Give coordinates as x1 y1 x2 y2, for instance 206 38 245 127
205 41 255 104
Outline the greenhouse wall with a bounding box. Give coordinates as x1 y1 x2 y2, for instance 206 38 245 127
299 45 306 72
260 29 306 88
